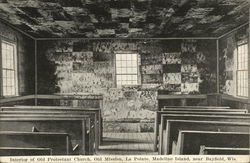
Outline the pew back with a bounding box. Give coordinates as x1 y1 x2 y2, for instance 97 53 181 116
158 114 250 154
1 106 102 149
154 110 250 152
0 147 52 156
0 114 92 155
164 120 250 155
0 131 69 155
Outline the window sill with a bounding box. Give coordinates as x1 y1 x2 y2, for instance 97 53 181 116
221 94 249 104
0 95 19 98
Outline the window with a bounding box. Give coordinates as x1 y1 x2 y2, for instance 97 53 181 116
1 41 18 96
236 42 248 97
116 53 138 86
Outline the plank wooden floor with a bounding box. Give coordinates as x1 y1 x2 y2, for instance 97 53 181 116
97 132 157 155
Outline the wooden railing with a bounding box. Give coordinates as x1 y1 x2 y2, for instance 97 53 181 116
158 93 250 109
157 94 207 110
0 94 103 108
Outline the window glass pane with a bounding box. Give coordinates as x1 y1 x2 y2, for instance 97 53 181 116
117 75 122 81
131 60 137 66
127 67 132 74
116 54 122 60
131 68 137 73
131 54 137 61
121 54 127 60
116 61 121 67
127 61 132 67
132 75 137 81
126 54 132 60
121 68 126 74
237 43 248 97
121 61 127 67
116 53 138 86
1 41 18 96
132 81 137 85
116 68 121 73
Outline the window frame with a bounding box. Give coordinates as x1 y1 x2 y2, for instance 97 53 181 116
0 39 19 97
115 52 139 87
236 41 248 98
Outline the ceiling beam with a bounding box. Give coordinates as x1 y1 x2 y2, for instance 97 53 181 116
0 18 36 40
218 22 249 39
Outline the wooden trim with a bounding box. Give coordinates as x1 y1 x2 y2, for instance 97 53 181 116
34 40 37 105
203 147 250 150
82 119 86 155
0 37 2 97
157 94 206 100
37 94 103 100
36 37 218 41
0 131 69 135
9 105 100 111
216 39 220 93
0 95 35 103
177 130 249 135
153 112 158 152
66 135 69 155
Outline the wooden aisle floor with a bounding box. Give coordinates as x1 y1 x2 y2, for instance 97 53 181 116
97 132 157 155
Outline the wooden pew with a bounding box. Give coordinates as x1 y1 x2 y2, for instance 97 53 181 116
0 131 69 155
199 146 250 155
0 114 92 155
5 105 102 148
174 130 249 154
0 110 96 154
0 147 52 156
158 114 250 154
0 93 104 144
154 110 249 152
163 120 250 155
1 106 101 150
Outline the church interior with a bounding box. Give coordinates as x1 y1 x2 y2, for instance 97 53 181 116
0 0 249 156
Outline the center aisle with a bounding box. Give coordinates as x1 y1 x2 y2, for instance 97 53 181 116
97 132 157 155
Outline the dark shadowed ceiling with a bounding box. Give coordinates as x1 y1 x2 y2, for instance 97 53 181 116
0 0 249 38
